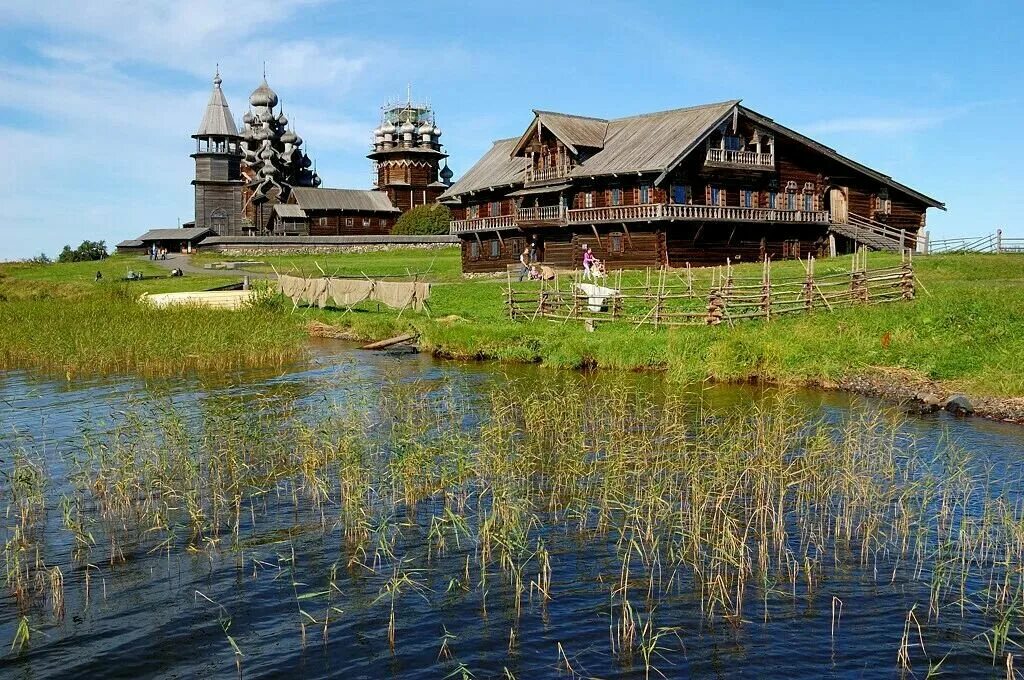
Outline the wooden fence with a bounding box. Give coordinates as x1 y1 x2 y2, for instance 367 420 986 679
922 229 1024 255
505 249 915 328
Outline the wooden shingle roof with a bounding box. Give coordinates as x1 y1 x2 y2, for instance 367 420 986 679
442 99 942 208
438 138 525 201
573 101 737 178
291 188 400 213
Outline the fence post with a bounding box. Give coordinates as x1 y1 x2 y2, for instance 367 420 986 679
901 258 915 300
706 288 724 326
899 229 905 252
507 268 515 320
997 228 1003 254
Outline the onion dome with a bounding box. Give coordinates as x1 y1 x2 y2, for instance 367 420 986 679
280 129 298 144
312 173 322 187
242 111 254 125
381 122 396 135
249 78 279 108
432 125 442 137
277 112 288 126
292 134 303 147
400 121 416 134
417 123 433 136
440 162 454 184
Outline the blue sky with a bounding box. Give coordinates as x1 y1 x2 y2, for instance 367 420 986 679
1 0 1021 259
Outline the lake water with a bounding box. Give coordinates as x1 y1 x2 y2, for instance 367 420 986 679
1 340 1022 679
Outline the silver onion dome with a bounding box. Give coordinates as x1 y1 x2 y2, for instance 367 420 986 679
249 78 279 108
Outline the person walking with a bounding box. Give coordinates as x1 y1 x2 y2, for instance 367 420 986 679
582 244 595 280
518 248 531 282
529 234 539 263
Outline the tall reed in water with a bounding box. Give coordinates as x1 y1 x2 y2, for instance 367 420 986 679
2 378 1023 675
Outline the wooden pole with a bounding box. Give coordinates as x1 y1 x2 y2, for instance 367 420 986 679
507 266 515 320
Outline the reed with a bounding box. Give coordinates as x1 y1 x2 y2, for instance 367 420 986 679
2 377 1023 674
0 289 307 378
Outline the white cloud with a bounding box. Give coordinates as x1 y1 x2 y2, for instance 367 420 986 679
802 103 988 136
0 1 393 258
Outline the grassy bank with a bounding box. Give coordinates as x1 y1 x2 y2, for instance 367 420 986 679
2 250 1023 398
281 250 1022 397
0 256 307 377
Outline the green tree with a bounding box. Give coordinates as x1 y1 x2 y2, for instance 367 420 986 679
391 204 452 235
57 240 108 263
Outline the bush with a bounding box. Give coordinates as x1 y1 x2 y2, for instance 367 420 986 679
391 204 452 235
58 240 108 263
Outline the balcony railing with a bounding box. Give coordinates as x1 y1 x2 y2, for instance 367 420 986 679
525 164 574 183
568 204 664 223
705 148 774 168
450 214 516 234
517 205 568 224
451 204 831 233
566 204 830 225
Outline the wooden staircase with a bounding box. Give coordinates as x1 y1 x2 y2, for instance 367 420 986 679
829 213 912 252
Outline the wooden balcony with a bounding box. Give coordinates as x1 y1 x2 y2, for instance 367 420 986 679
566 203 830 225
525 163 574 184
517 205 568 225
451 204 831 234
705 148 774 169
450 214 516 234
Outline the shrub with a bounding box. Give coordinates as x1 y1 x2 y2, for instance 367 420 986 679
392 204 452 235
58 240 109 263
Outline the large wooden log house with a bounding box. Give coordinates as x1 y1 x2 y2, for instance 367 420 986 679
439 101 944 272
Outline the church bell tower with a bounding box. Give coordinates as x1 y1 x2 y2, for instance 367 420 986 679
369 94 451 212
191 70 244 235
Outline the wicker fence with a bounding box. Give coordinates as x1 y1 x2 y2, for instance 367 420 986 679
505 250 915 328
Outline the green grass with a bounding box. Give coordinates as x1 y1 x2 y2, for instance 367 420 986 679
2 251 1023 397
191 247 466 281
0 256 305 377
296 252 1024 397
0 255 232 299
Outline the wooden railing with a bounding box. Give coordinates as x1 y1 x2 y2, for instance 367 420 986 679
924 229 1024 254
829 213 914 252
525 164 574 183
566 203 830 224
569 204 664 223
517 205 567 223
706 148 774 168
450 214 516 234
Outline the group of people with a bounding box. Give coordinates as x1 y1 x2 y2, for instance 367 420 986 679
148 245 169 261
517 239 607 282
517 235 543 281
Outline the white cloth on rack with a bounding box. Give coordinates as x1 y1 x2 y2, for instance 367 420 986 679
576 283 618 312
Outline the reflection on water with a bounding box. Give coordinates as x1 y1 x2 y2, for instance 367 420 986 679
0 340 1022 679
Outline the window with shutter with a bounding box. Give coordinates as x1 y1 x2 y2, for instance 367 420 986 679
610 233 624 254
